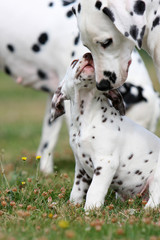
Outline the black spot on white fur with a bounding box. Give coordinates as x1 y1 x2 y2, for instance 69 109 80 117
71 51 75 57
72 7 76 15
140 25 146 39
37 69 48 79
103 71 117 83
48 2 54 7
94 167 102 176
32 44 41 53
82 177 91 185
76 180 80 185
151 16 160 30
133 0 146 15
128 154 133 160
4 65 12 75
66 10 74 17
78 3 81 13
95 1 102 10
135 170 142 175
38 33 49 45
119 83 147 110
74 33 80 45
42 142 48 150
125 32 129 37
129 25 139 40
41 86 51 93
7 44 15 53
62 0 76 6
117 181 123 185
102 7 115 22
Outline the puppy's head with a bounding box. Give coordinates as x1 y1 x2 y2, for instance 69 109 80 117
50 52 95 122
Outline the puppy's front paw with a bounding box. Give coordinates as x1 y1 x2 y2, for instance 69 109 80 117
84 200 103 211
69 193 84 205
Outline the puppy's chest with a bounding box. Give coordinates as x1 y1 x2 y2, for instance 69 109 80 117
70 98 123 140
70 123 94 174
70 104 122 150
69 102 123 174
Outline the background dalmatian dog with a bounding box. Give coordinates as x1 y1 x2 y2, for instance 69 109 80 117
119 50 160 132
51 53 160 211
0 0 87 173
0 0 159 174
75 0 160 91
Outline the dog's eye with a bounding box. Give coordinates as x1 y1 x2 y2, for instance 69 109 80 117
71 59 78 68
100 38 113 48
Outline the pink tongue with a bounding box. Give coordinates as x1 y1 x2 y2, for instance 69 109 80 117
83 65 94 74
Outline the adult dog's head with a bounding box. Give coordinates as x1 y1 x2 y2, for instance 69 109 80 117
74 0 146 91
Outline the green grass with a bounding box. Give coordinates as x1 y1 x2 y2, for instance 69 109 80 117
0 52 160 240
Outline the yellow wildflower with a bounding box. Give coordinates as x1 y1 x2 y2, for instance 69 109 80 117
48 213 53 219
36 156 41 161
22 157 27 161
58 220 69 229
21 182 26 185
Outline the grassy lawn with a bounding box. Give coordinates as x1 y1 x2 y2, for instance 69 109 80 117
0 51 160 240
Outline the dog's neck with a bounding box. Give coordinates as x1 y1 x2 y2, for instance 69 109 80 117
69 87 117 126
70 87 97 114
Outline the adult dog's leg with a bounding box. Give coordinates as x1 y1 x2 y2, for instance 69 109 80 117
37 95 63 174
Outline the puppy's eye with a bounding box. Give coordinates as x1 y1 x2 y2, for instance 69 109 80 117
71 59 78 68
100 38 113 48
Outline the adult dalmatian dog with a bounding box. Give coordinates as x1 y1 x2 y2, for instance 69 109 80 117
51 53 160 211
74 0 160 90
0 0 159 174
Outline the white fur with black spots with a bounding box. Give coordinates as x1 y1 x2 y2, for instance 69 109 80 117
51 53 160 211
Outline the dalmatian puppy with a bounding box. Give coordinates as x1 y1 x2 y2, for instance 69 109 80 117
0 0 159 174
74 0 160 90
51 53 160 211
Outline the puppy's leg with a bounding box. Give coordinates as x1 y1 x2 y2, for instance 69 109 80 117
37 95 63 174
145 156 160 208
70 157 91 205
84 156 119 211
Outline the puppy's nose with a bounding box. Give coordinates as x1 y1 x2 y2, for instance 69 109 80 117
83 52 93 61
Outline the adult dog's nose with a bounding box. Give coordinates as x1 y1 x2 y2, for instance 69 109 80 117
96 79 113 91
83 52 93 61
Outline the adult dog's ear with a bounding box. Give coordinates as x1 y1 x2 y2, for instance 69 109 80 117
102 0 146 49
49 87 67 123
104 89 126 116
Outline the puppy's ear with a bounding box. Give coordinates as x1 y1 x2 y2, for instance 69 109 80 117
102 0 146 49
49 87 67 123
104 89 126 115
